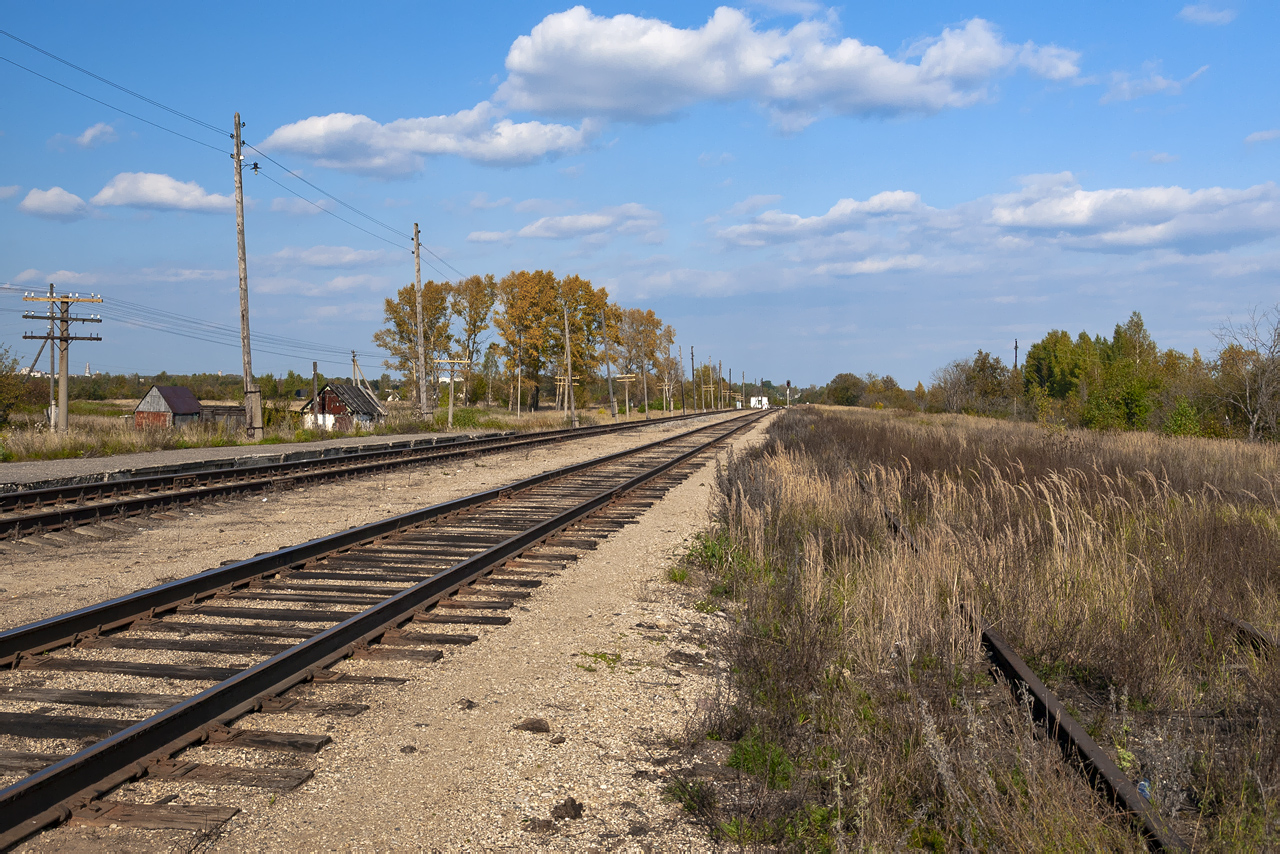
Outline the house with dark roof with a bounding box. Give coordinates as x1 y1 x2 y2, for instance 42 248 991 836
134 385 203 429
300 382 385 432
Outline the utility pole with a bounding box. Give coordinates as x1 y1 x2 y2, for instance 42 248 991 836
45 282 54 426
23 288 101 432
678 344 687 414
232 112 263 440
413 223 428 419
601 308 617 421
690 347 697 413
311 361 320 431
561 299 578 427
718 360 723 409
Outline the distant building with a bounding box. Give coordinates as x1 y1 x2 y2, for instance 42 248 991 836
300 382 385 431
199 404 247 429
750 396 769 409
134 385 248 430
134 385 202 429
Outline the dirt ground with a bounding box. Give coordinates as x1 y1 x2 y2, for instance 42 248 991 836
6 411 771 852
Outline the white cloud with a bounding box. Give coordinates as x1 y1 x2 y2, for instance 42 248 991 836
699 152 735 167
727 194 782 216
255 273 391 297
13 267 100 285
466 230 514 243
517 202 663 243
76 122 117 147
496 9 1079 128
514 198 573 214
813 255 925 276
709 173 1280 284
270 196 335 215
260 102 597 176
12 266 228 286
1245 129 1280 144
1177 4 1237 25
1133 150 1179 163
718 190 923 246
261 245 401 271
986 173 1279 251
1101 63 1207 103
0 185 20 200
18 187 88 221
469 193 511 210
91 173 233 212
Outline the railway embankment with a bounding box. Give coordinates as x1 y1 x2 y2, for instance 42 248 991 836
0 411 765 851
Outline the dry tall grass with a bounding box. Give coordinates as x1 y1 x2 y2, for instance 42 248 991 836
681 407 1278 850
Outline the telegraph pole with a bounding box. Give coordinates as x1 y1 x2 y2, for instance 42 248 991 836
413 223 428 419
600 309 617 421
678 345 687 414
311 361 319 430
561 299 578 428
232 112 263 440
690 347 697 413
23 288 101 432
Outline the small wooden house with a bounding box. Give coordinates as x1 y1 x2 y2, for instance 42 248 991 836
134 385 202 429
300 383 385 432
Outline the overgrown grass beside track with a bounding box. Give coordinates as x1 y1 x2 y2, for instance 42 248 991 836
679 406 1278 850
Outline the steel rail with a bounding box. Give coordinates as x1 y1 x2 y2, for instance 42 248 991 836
0 410 730 540
859 469 1189 851
0 411 766 848
0 411 748 665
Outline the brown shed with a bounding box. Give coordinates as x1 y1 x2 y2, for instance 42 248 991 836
134 385 202 429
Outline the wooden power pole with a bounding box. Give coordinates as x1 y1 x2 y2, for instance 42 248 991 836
601 308 617 421
413 223 428 419
561 299 578 428
232 112 263 440
23 288 101 432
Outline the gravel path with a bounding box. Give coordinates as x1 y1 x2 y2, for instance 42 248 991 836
8 412 767 853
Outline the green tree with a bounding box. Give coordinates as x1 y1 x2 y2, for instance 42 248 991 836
826 373 865 406
449 273 497 401
373 281 451 406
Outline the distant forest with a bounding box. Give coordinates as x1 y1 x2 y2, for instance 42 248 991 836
804 309 1280 442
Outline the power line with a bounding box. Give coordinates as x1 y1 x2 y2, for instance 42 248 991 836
0 54 229 154
0 285 383 365
0 29 225 135
252 170 410 254
0 31 428 260
242 143 412 242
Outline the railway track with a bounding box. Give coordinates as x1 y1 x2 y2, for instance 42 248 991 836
0 410 725 543
0 408 767 849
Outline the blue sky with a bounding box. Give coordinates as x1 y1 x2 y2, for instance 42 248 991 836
1 2 1277 386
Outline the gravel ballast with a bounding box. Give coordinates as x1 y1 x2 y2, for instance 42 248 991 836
6 413 769 852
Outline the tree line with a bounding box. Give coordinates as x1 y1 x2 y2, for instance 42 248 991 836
815 308 1280 441
374 270 687 413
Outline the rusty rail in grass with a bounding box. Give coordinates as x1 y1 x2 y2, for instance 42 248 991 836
859 471 1190 851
